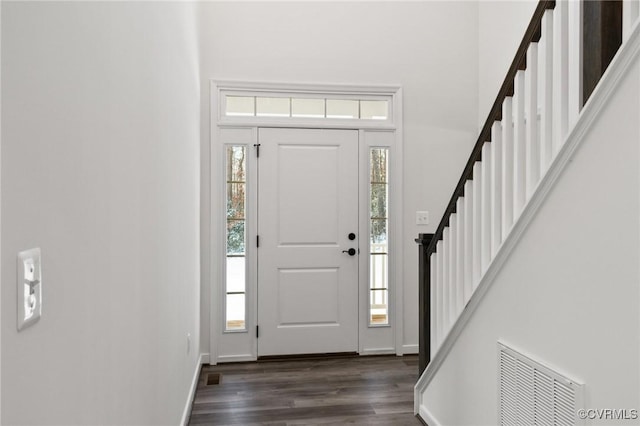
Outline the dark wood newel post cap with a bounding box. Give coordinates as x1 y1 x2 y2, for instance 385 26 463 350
415 233 434 245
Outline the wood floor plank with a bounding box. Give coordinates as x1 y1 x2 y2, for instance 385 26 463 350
189 404 376 425
188 355 421 425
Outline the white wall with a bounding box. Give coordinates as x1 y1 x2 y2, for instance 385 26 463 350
0 0 3 420
198 1 479 357
421 54 640 425
1 2 201 424
478 0 538 128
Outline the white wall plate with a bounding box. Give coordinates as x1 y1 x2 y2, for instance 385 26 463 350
17 248 42 331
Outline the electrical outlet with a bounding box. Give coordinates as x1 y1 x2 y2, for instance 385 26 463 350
416 211 429 225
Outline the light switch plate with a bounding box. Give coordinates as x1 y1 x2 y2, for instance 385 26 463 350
416 211 429 225
17 248 42 331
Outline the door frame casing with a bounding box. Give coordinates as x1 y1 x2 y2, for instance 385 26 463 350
209 81 404 363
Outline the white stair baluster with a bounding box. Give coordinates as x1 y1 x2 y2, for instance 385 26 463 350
513 70 526 220
430 253 438 357
436 240 444 345
539 10 554 175
553 0 569 155
455 197 465 315
481 142 492 271
448 215 457 326
501 97 514 236
442 228 450 334
568 0 582 128
624 0 640 41
463 180 474 304
526 43 539 199
490 122 503 254
472 162 482 289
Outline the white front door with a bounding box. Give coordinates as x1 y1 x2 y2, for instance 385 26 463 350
257 128 359 356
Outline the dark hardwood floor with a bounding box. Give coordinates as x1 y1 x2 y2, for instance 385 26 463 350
188 355 422 425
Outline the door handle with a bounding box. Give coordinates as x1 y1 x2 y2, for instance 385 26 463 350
342 248 357 256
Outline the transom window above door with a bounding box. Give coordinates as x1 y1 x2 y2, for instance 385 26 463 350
216 85 396 127
226 95 388 120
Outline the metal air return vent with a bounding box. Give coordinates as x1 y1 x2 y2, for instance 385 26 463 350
498 342 584 426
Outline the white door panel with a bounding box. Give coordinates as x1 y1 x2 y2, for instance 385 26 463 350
258 128 359 356
277 144 340 245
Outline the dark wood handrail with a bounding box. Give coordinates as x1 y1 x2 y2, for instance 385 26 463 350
425 0 556 259
417 0 557 375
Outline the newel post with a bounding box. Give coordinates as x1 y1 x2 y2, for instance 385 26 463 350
416 233 435 375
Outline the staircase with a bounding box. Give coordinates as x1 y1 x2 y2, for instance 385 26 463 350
415 0 640 424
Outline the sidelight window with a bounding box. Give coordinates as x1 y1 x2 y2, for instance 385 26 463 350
369 148 389 326
225 146 247 331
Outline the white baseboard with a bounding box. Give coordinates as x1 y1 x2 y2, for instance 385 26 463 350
360 348 395 356
419 405 441 426
180 354 205 426
402 344 418 354
217 354 256 363
201 353 210 365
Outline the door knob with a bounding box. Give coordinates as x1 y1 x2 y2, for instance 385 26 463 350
342 248 357 256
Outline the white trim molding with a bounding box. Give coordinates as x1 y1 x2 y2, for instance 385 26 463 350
180 354 206 426
216 354 257 363
214 80 399 130
359 348 396 356
419 405 442 426
200 353 210 365
391 88 404 356
402 344 418 354
0 0 3 419
415 11 640 415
